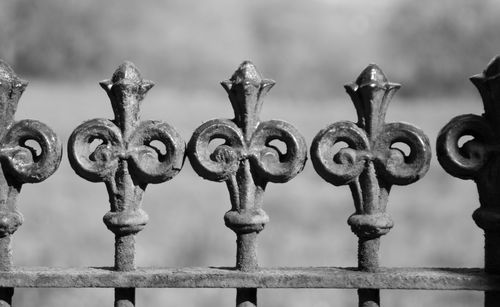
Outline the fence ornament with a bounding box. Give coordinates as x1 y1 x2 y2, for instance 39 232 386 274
0 60 62 306
1 57 499 306
311 64 431 307
188 61 307 307
68 61 185 307
437 55 500 307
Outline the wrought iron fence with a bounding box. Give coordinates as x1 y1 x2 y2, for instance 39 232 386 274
0 55 498 307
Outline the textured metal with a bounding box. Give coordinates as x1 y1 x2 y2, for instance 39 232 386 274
188 61 307 307
0 267 497 290
0 60 62 306
311 64 431 307
437 55 500 307
68 62 185 307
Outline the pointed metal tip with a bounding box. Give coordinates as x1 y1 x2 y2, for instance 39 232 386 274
230 60 263 85
0 60 27 88
0 60 16 82
111 61 142 84
355 64 388 88
483 55 500 80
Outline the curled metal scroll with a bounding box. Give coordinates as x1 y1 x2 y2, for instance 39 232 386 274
0 60 62 238
2 120 61 183
437 114 493 180
189 119 244 182
68 119 123 182
375 122 431 185
250 120 306 183
311 121 369 185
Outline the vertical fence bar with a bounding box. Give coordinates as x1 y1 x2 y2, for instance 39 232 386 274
0 60 62 306
311 64 431 307
0 235 13 307
68 62 185 307
188 61 307 307
436 55 500 307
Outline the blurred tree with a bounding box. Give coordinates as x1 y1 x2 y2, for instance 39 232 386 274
5 0 112 78
0 2 19 64
385 0 500 97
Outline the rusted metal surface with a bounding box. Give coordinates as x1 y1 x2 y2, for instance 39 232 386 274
0 60 62 306
437 55 500 307
0 267 497 290
68 62 185 307
188 61 307 307
311 64 431 307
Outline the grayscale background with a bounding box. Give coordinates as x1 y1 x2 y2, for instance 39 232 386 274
0 0 497 305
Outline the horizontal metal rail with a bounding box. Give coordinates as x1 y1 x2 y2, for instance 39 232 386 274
0 267 498 290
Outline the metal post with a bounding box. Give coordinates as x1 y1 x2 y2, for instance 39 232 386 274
68 61 185 307
0 236 13 307
0 60 62 307
311 64 431 307
188 61 307 307
437 55 500 307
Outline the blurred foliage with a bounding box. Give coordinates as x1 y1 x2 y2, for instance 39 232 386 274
385 0 500 97
0 0 499 98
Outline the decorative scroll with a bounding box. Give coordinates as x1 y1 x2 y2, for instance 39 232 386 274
436 56 500 307
311 64 431 307
188 61 307 307
0 60 62 306
68 62 185 307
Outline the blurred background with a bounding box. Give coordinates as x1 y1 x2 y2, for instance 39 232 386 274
0 0 498 306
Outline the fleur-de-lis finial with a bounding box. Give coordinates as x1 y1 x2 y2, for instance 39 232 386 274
437 57 500 306
0 60 62 306
221 61 275 140
188 61 307 307
311 64 431 307
345 64 401 140
99 61 154 137
68 62 185 306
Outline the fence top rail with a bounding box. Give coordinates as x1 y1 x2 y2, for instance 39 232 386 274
0 266 496 290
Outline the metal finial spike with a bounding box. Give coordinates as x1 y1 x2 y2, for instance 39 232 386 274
69 62 185 306
111 61 144 84
0 60 21 83
230 61 263 86
470 55 500 125
312 62 431 307
221 61 275 138
0 62 26 130
345 64 401 139
189 60 306 307
354 64 388 88
0 60 28 101
100 61 154 98
99 62 155 136
483 55 500 79
222 61 275 92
